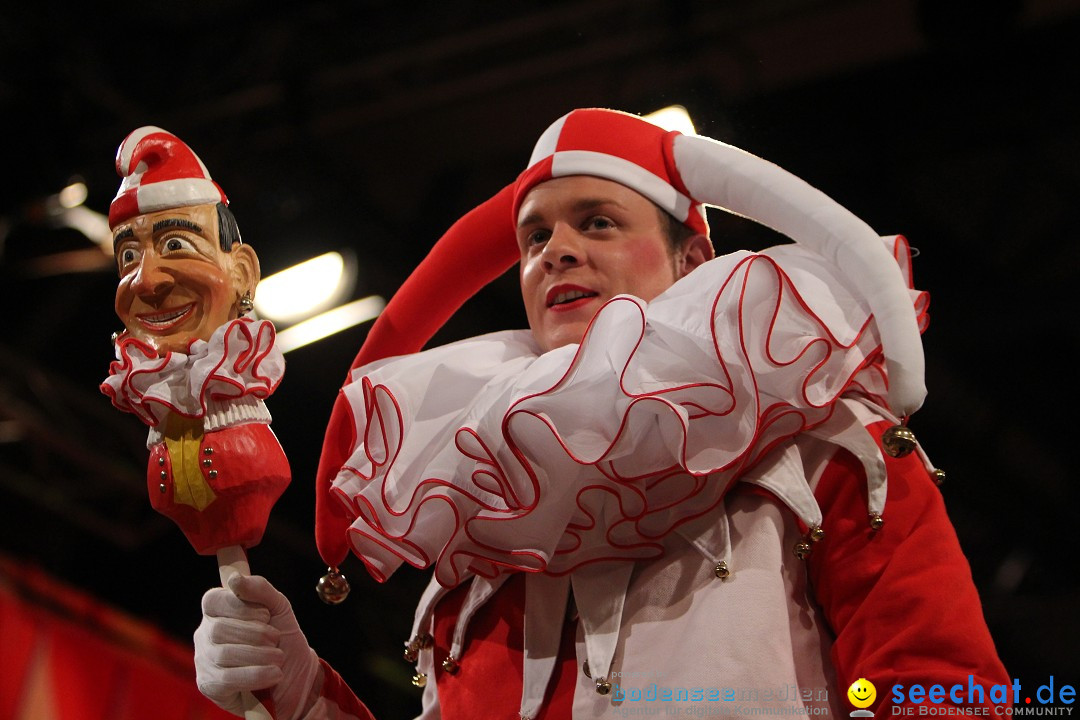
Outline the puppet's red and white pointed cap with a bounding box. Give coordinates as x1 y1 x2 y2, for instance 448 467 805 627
109 126 227 228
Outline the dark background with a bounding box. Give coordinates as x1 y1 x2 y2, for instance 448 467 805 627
2 1 1078 717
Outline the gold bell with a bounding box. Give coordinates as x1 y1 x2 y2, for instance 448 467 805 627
869 513 884 530
793 541 812 560
932 468 946 486
316 567 351 605
882 424 917 458
809 525 825 543
595 678 612 695
404 632 432 662
442 656 460 674
412 672 428 688
714 560 730 580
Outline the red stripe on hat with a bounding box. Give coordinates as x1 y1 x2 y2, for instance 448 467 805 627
511 155 555 220
555 110 671 182
661 130 709 236
662 130 695 206
138 133 211 182
108 193 141 228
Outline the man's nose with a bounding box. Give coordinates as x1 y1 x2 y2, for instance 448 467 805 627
130 252 174 298
541 223 584 271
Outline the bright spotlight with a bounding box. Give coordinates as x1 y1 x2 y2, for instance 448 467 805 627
645 105 696 135
275 295 386 353
58 181 88 208
255 251 356 324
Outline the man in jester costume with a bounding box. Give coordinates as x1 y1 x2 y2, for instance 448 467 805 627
191 109 1009 719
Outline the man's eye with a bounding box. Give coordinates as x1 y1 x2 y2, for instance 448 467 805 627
586 217 613 231
163 236 196 253
527 229 550 246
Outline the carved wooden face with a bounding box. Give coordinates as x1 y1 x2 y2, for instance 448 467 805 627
112 204 258 354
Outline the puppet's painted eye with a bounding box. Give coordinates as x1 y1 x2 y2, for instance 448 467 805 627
163 236 196 253
118 246 142 270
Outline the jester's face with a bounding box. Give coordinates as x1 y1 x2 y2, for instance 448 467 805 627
113 203 257 355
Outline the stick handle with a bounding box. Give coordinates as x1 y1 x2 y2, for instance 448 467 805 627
217 546 275 720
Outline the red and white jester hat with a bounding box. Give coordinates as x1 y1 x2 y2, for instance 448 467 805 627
109 126 228 228
314 107 927 571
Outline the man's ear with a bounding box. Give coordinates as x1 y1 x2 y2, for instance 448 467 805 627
230 243 261 304
677 233 713 278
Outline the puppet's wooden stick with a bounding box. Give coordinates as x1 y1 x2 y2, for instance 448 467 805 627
218 545 274 720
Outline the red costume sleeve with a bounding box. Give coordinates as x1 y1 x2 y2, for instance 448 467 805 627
297 659 377 720
810 420 1011 715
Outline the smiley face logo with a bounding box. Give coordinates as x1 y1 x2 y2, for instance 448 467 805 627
847 678 877 709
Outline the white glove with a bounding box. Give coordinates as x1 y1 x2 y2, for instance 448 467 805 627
195 574 322 720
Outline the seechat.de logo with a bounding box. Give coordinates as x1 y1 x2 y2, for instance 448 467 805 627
890 675 1075 716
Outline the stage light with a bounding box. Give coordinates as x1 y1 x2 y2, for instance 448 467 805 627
275 295 386 353
58 181 88 208
255 251 356 324
645 105 696 134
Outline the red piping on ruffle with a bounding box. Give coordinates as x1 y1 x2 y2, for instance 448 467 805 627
101 319 282 427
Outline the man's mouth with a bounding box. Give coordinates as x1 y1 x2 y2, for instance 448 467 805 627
136 303 195 332
546 286 599 309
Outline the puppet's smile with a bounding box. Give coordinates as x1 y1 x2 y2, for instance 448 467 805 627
136 303 196 331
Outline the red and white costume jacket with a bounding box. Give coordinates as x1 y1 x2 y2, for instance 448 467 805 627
102 318 290 555
320 240 1007 718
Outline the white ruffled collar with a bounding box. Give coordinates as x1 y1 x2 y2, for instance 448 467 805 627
101 318 284 427
329 239 928 589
